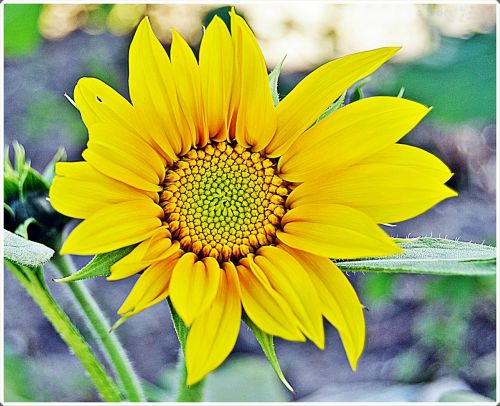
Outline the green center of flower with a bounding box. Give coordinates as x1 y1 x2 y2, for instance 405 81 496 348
159 142 290 262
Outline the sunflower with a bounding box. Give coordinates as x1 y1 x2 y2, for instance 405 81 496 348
49 10 456 385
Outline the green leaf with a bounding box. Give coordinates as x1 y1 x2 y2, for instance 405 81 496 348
268 56 286 107
4 203 16 219
243 314 294 393
3 229 54 268
8 141 49 202
22 165 49 199
169 298 188 349
349 78 370 103
42 147 67 185
54 245 135 282
15 217 37 239
13 141 27 175
337 237 495 276
4 4 43 58
316 91 346 123
4 177 18 203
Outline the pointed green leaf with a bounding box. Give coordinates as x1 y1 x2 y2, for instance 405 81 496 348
243 314 294 393
4 145 15 177
316 91 346 124
15 217 37 239
4 229 54 268
4 177 18 203
4 203 16 218
268 56 286 107
13 141 27 175
22 165 49 198
350 78 370 103
169 298 189 349
54 245 134 282
337 237 495 276
42 147 67 184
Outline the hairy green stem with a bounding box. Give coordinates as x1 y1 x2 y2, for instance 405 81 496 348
169 300 206 402
51 253 146 402
5 261 122 402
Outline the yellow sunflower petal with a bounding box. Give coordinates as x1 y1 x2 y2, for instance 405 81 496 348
73 77 144 136
88 122 165 181
185 262 241 385
230 10 277 151
255 246 325 349
108 229 180 281
60 200 164 255
288 162 457 224
361 143 454 182
237 262 305 341
82 148 160 193
278 204 402 259
118 256 178 316
83 123 164 192
280 245 365 370
129 17 193 157
169 254 221 326
278 96 431 182
171 29 208 147
49 165 151 219
265 47 400 157
199 16 233 141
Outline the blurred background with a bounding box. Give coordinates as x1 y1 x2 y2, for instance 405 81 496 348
4 3 496 402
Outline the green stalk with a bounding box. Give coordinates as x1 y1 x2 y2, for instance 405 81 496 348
5 261 122 402
169 299 206 402
51 253 146 402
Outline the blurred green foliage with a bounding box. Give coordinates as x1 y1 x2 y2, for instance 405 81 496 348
85 4 112 31
4 345 35 401
145 355 291 402
416 275 495 369
361 273 395 305
4 4 43 57
22 92 86 144
4 345 96 402
362 273 495 390
383 32 495 124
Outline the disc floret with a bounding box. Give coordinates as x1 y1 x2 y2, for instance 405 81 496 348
160 142 290 262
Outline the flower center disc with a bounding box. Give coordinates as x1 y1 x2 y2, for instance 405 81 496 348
159 142 290 262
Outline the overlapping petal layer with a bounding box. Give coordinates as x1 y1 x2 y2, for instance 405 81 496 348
60 200 164 255
170 254 221 326
118 256 179 316
279 96 431 182
185 262 241 385
280 245 365 370
129 17 193 158
49 162 153 219
287 145 457 224
265 47 400 157
278 204 402 259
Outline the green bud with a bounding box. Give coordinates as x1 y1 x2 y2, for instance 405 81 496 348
4 142 69 250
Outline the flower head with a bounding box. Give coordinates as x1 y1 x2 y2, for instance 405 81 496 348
50 10 456 384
